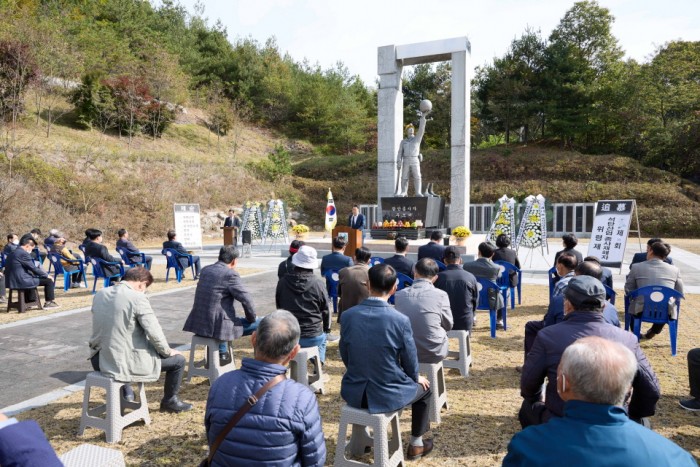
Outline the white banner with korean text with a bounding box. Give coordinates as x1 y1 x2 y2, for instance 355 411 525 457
587 200 635 268
173 204 203 250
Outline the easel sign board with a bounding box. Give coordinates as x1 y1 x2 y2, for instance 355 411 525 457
587 200 635 268
173 203 203 250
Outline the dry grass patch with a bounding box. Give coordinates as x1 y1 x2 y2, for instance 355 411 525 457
15 285 700 465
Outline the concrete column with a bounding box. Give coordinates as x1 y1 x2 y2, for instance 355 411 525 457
377 45 403 204
449 50 470 228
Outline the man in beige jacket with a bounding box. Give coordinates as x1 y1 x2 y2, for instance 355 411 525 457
89 267 192 413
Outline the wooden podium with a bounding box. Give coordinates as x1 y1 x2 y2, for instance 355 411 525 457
222 227 237 246
332 226 362 259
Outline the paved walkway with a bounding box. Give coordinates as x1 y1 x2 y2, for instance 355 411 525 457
2 239 700 413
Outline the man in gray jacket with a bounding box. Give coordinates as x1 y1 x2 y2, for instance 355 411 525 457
89 267 191 413
395 258 453 363
183 245 258 367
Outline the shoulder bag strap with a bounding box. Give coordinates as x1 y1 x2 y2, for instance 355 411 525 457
207 373 286 465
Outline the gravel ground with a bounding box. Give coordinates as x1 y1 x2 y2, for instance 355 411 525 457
14 284 700 466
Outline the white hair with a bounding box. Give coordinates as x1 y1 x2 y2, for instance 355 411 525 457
560 336 637 407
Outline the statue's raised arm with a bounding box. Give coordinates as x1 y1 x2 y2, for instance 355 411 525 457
395 100 432 197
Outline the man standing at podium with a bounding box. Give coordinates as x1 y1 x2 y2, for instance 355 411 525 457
224 209 241 246
348 205 365 233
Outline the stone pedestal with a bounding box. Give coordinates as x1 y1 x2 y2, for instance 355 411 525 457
379 196 445 228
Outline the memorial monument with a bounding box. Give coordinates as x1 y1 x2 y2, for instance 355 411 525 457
396 100 431 197
377 37 471 230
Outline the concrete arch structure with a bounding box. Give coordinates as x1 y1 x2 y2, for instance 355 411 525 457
377 37 471 228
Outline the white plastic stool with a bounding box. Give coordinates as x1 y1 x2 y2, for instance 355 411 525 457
186 335 235 385
60 443 125 466
443 330 472 377
78 372 151 443
418 361 448 424
289 346 325 394
334 405 404 467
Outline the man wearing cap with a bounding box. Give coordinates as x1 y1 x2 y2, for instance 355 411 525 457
278 240 304 279
435 246 478 332
276 245 333 362
520 276 660 428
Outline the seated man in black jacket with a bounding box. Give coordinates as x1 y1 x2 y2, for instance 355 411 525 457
5 236 59 309
162 229 201 279
275 246 332 362
117 229 153 269
384 236 415 278
84 229 124 283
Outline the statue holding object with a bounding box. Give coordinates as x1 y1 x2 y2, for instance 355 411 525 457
395 99 432 197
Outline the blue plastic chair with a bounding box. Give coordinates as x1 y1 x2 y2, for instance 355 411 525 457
78 244 93 276
548 266 558 299
389 273 413 305
162 248 194 283
90 257 125 294
0 252 4 269
495 260 522 306
369 257 384 267
48 253 87 292
625 285 683 356
434 260 447 272
476 277 507 338
604 285 616 305
117 247 149 269
31 247 43 269
324 269 340 314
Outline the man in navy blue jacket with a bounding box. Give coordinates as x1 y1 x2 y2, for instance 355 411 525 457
205 310 326 467
340 263 433 461
417 230 446 263
320 236 353 276
0 413 62 466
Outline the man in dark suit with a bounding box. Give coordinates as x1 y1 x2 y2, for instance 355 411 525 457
384 236 415 278
625 241 683 340
338 246 371 318
320 236 353 276
183 245 258 366
554 233 583 265
116 229 153 269
277 239 304 279
223 209 242 246
463 242 505 325
435 246 478 332
630 238 674 269
348 205 365 232
340 263 434 460
85 229 124 282
162 229 201 279
5 236 59 309
493 234 520 287
417 231 446 263
3 233 18 256
584 255 613 289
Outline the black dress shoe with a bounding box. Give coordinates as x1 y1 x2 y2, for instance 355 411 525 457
160 397 193 413
407 439 434 461
643 330 657 340
219 352 232 367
